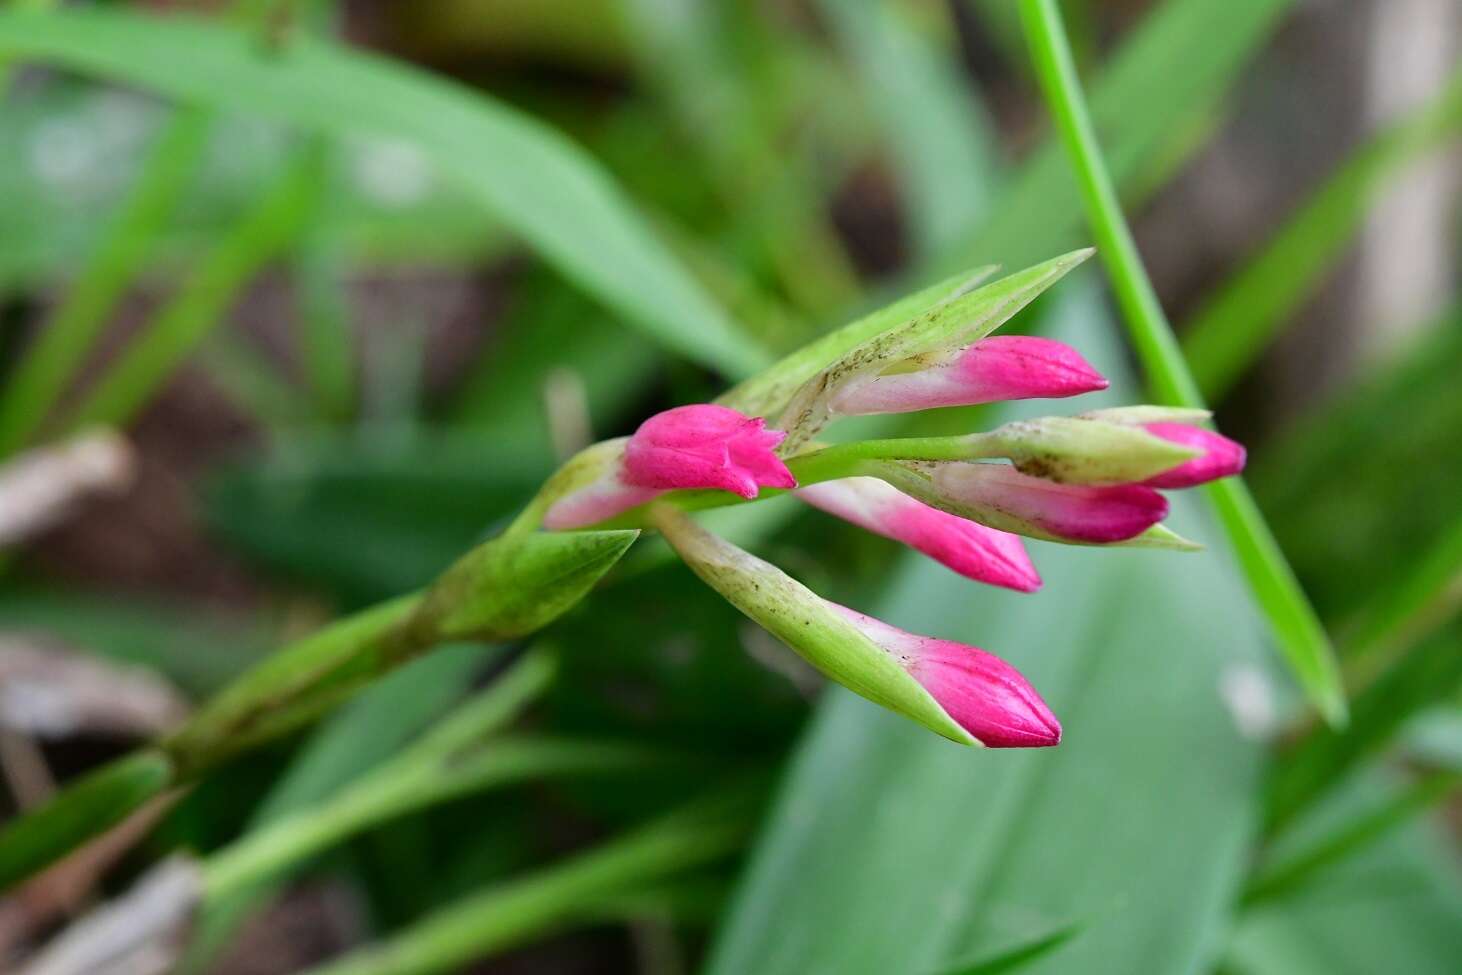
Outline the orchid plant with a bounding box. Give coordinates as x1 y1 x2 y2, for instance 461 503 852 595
515 249 1244 748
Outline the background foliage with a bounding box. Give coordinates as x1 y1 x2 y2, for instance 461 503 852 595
0 1 1457 973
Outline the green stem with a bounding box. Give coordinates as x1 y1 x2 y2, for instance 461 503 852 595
1019 0 1346 725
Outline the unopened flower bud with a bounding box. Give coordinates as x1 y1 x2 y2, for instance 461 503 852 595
828 604 1060 748
543 405 795 530
828 336 1107 416
798 477 1041 592
929 463 1168 544
1138 423 1246 489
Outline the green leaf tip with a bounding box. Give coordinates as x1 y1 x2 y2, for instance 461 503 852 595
416 529 640 643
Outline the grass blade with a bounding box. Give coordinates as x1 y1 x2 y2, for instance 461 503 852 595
1018 0 1346 725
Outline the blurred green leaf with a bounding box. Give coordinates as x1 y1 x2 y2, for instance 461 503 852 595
62 144 317 432
0 749 173 892
1183 66 1462 399
182 642 498 970
0 107 210 455
206 433 543 604
0 6 769 376
1265 624 1462 835
1226 773 1462 975
947 0 1298 272
934 922 1081 975
818 0 997 260
1244 770 1459 908
0 588 268 695
1254 312 1462 624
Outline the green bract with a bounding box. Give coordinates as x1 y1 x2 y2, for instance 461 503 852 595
650 505 976 746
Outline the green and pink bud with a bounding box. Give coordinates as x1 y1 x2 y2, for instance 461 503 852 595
797 477 1041 592
929 463 1169 544
828 336 1107 416
650 504 1057 747
543 405 795 529
828 604 1060 748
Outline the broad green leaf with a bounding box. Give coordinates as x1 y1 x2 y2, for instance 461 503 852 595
704 513 1263 975
0 749 173 892
1183 66 1462 399
0 7 768 376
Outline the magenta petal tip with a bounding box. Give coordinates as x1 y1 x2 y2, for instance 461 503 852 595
1140 422 1247 489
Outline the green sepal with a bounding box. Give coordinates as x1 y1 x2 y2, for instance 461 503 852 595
651 506 975 746
1079 405 1213 426
1116 524 1205 552
414 528 640 642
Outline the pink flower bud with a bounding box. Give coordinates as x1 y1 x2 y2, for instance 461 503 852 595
933 463 1168 543
798 477 1041 592
543 405 796 530
829 604 1060 748
1139 423 1247 489
623 404 796 499
829 336 1108 416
